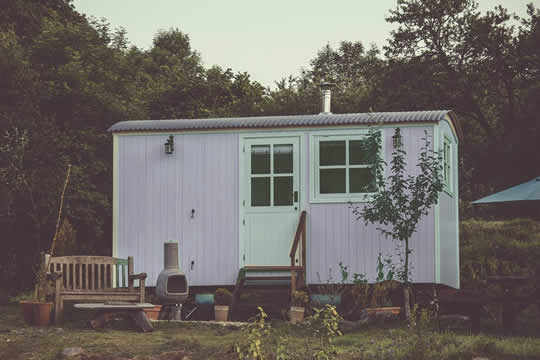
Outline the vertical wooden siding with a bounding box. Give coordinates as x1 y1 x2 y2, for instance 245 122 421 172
117 133 239 286
117 125 449 287
438 120 459 288
305 126 436 283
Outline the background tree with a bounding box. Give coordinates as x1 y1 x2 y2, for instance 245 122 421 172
351 128 444 320
384 0 540 203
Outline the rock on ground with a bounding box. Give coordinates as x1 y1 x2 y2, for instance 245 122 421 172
59 347 85 359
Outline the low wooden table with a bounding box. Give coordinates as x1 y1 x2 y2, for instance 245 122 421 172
74 303 155 332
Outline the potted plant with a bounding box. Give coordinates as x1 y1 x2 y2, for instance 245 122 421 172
311 266 346 306
289 290 308 324
143 305 163 321
20 163 71 326
32 257 54 326
214 288 232 321
365 254 400 316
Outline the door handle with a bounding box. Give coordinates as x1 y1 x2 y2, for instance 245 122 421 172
293 191 298 203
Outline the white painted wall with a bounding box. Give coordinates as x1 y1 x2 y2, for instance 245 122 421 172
116 133 239 286
304 126 437 284
115 123 458 287
438 119 460 288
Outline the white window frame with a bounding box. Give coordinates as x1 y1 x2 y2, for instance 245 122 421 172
310 130 382 203
442 136 453 195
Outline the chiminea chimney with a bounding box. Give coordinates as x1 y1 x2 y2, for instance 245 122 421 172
319 82 335 114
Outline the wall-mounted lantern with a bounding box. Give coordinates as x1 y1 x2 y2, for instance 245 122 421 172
164 135 174 154
392 129 402 149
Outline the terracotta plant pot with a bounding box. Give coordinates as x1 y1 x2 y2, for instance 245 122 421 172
20 300 38 325
144 305 162 321
214 305 229 321
33 302 53 327
289 306 305 324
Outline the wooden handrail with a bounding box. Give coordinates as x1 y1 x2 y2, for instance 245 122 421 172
290 211 307 294
290 211 307 259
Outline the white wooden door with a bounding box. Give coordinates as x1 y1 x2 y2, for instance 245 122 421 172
242 137 300 266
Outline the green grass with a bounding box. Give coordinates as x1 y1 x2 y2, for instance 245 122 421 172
2 302 540 360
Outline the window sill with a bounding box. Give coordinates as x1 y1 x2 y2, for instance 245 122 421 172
310 194 375 204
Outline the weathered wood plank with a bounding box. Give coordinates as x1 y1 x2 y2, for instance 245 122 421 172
66 264 71 290
50 256 125 265
78 263 82 290
84 264 88 290
89 264 94 290
128 257 134 292
51 256 145 324
97 264 101 289
115 264 119 289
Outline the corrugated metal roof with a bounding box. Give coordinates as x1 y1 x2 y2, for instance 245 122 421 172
108 110 459 138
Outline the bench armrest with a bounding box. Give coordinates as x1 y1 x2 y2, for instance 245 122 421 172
128 272 146 303
128 273 147 281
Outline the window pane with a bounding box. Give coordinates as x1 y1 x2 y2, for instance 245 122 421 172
274 144 293 174
251 145 270 174
274 176 293 206
349 139 372 165
320 141 345 166
320 169 346 194
251 177 270 206
350 168 376 193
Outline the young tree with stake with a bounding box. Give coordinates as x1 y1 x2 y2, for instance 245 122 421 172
351 128 444 321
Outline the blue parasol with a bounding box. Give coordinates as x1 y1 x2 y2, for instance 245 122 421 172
472 176 540 204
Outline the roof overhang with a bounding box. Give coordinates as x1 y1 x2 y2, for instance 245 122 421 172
108 110 463 143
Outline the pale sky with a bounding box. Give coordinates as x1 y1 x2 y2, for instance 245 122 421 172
72 0 533 88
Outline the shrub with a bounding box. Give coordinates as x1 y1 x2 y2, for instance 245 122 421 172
235 306 270 360
291 291 309 307
214 288 232 306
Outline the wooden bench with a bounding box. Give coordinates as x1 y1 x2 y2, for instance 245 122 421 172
48 256 147 323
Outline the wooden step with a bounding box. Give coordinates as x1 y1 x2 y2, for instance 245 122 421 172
243 276 291 281
244 266 302 272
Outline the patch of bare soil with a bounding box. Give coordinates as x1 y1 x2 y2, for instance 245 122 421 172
61 350 190 360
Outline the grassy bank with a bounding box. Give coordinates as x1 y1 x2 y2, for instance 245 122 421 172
2 302 540 360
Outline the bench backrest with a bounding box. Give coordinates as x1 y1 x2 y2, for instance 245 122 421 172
49 256 132 291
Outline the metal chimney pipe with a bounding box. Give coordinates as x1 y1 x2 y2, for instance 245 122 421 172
319 82 335 114
164 242 179 270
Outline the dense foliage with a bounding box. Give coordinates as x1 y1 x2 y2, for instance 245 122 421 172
0 0 538 293
460 218 540 289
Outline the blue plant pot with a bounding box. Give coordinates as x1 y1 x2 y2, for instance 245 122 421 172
195 293 215 305
310 294 342 305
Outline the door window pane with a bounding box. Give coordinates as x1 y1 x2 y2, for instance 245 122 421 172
320 141 345 166
274 144 293 174
251 145 270 174
350 168 376 193
251 177 270 206
320 169 346 194
349 140 372 165
274 176 293 206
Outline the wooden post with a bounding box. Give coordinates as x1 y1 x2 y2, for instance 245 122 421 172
128 256 134 292
291 258 296 295
54 275 62 323
301 219 306 286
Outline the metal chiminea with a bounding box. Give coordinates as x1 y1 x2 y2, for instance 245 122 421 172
156 242 189 320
